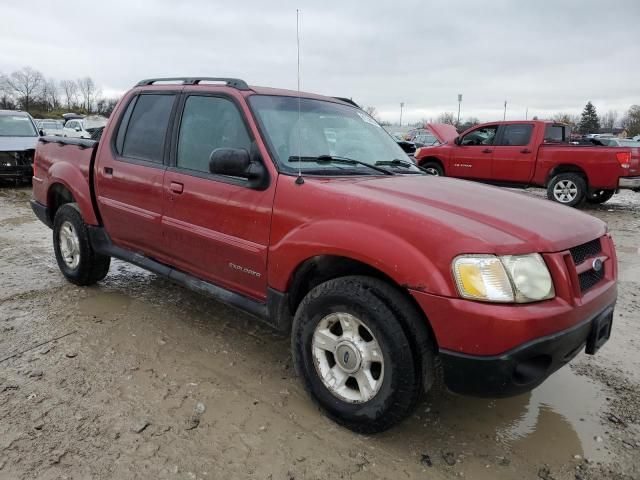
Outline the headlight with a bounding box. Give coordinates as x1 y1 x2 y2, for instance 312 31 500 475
452 253 554 303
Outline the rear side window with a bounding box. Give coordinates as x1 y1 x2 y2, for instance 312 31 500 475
544 124 570 143
499 124 533 146
177 95 251 174
119 94 175 163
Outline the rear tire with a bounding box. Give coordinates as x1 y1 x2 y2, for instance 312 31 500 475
586 189 614 205
547 173 586 207
53 203 110 286
292 276 436 433
422 161 444 176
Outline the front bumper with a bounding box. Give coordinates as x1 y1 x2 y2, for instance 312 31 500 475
439 305 614 397
619 176 640 190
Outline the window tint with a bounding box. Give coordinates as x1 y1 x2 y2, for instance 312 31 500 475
499 124 533 146
460 125 498 146
177 96 251 173
121 94 175 163
115 96 138 154
544 124 569 143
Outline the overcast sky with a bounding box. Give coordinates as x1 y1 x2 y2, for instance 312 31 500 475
1 0 638 124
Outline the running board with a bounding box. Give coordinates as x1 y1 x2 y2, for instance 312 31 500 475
87 226 291 331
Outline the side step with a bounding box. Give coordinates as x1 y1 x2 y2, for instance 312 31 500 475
87 226 291 331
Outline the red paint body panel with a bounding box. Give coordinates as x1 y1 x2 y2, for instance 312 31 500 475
417 120 640 189
32 84 618 360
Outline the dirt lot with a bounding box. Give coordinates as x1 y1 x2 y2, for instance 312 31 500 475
1 185 639 480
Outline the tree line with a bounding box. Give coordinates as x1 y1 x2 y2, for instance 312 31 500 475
553 102 640 136
0 66 120 118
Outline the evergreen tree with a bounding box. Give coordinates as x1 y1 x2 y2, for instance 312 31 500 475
578 101 600 134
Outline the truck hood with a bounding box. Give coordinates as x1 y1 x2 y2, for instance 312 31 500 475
0 136 39 152
426 123 459 144
322 175 606 255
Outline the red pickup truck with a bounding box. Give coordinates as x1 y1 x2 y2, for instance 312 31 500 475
415 121 640 206
30 78 617 433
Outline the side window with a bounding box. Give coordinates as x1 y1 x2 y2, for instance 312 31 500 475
460 125 499 146
499 124 533 146
66 121 76 129
544 124 569 143
177 96 251 174
120 94 175 163
115 96 138 154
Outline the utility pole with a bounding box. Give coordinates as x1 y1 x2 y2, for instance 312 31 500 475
503 101 507 121
457 94 462 127
399 102 404 127
525 107 528 120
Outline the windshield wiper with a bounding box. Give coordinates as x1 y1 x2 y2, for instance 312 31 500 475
288 155 394 175
376 159 429 174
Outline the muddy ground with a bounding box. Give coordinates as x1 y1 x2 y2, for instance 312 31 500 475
0 185 639 480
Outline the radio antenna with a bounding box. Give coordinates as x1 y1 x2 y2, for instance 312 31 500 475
295 9 304 185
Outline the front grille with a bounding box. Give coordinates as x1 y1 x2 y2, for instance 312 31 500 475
570 238 602 265
579 268 605 292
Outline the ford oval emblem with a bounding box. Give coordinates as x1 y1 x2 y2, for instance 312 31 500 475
343 351 350 365
592 258 603 272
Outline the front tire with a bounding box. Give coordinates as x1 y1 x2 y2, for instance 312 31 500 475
53 203 110 286
292 276 433 433
422 161 444 176
547 173 586 207
586 189 615 204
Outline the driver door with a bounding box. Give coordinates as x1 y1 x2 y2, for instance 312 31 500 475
449 125 498 179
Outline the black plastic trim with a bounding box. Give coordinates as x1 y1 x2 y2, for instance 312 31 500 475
38 136 97 149
87 226 289 331
136 77 251 90
30 199 52 228
439 304 615 397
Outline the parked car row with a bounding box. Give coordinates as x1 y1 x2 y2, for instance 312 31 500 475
29 76 617 433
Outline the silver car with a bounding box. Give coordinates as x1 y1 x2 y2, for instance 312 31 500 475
0 110 40 183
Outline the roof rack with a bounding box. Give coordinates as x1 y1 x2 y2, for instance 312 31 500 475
135 77 250 90
333 97 360 108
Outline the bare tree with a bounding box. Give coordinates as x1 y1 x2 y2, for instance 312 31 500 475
363 105 380 122
437 112 457 125
95 97 119 117
60 80 79 110
0 72 16 110
599 110 618 130
5 67 44 112
552 112 579 126
77 77 98 113
41 78 61 111
621 105 640 137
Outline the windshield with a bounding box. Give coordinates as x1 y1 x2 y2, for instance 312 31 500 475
41 121 62 130
0 115 37 137
249 95 420 175
83 118 107 130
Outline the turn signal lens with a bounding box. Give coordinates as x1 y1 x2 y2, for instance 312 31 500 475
616 151 631 169
452 256 514 302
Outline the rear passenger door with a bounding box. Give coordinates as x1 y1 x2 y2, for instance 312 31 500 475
162 93 275 301
95 91 178 261
491 123 536 183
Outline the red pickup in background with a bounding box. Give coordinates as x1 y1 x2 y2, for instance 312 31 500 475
415 120 640 206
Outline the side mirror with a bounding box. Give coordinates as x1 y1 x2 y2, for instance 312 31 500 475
454 136 461 145
75 127 81 132
209 147 268 190
39 129 45 137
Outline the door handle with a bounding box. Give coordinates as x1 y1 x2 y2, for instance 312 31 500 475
520 149 532 154
482 149 493 154
169 181 184 194
104 166 113 175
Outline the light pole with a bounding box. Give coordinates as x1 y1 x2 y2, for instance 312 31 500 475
457 94 462 126
399 102 404 127
503 101 507 121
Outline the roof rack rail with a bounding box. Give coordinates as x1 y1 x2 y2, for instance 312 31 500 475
333 97 360 108
135 77 251 90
